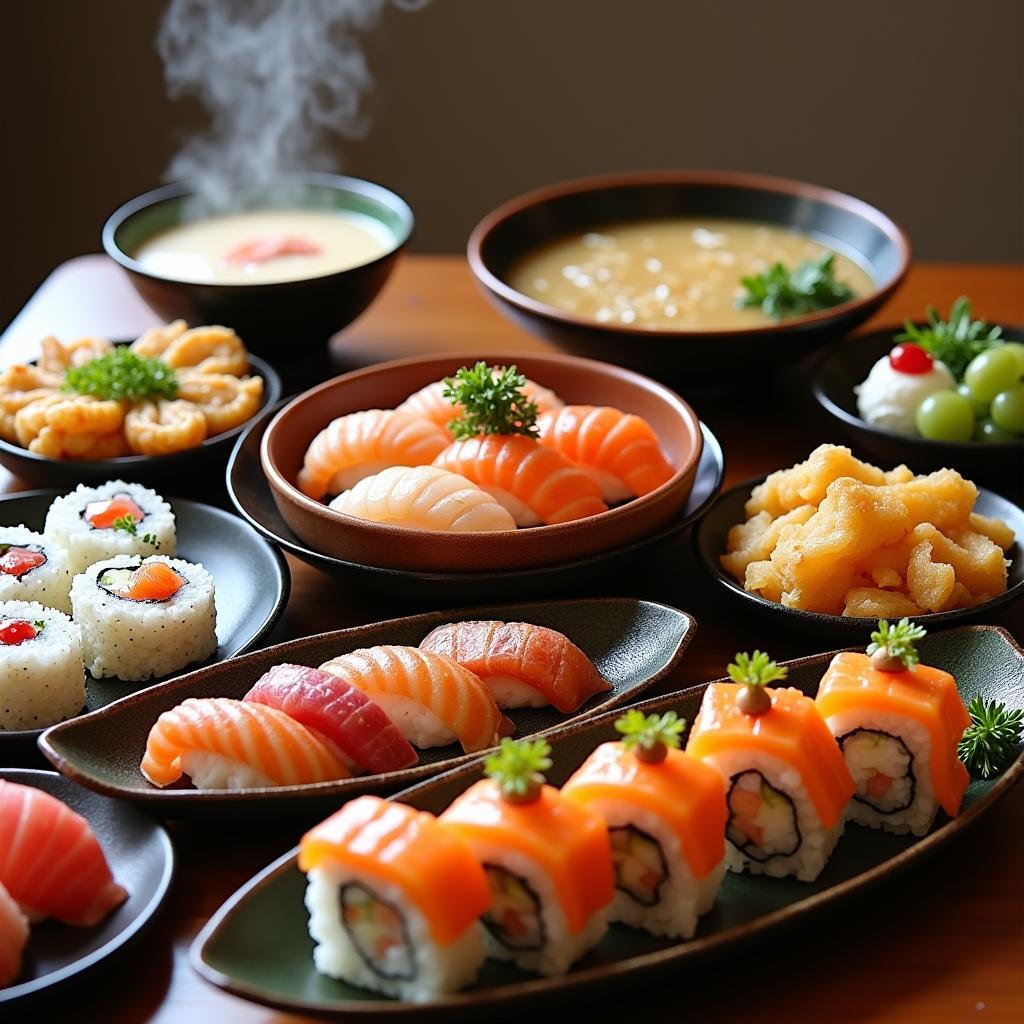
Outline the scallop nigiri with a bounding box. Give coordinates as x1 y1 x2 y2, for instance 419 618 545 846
0 882 29 987
537 405 674 502
328 465 516 532
419 620 611 712
319 645 510 753
0 779 127 927
297 409 450 500
140 697 353 789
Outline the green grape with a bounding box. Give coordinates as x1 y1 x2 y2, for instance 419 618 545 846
964 348 1020 402
999 341 1024 379
915 390 975 442
956 382 990 417
974 418 1017 443
990 383 1024 434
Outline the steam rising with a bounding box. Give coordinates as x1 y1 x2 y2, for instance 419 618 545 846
158 0 425 206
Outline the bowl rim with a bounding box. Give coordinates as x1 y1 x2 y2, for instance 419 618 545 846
812 323 1024 452
101 172 415 290
259 349 705 548
467 168 912 338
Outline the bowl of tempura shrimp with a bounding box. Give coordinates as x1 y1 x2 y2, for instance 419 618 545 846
0 323 281 490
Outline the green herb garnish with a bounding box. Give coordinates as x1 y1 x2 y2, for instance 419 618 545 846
64 348 179 402
442 362 539 440
737 252 854 321
867 618 926 672
111 515 138 536
728 650 787 716
958 696 1023 779
484 737 552 804
615 709 685 764
895 297 1002 380
33 620 45 631
142 532 160 549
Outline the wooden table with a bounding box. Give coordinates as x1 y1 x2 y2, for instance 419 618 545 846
3 256 1022 1022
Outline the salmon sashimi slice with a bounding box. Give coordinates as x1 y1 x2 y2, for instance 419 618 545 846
298 409 450 500
319 645 510 753
0 546 46 578
0 780 127 927
432 434 607 526
0 881 29 986
537 405 674 501
816 651 971 816
225 234 322 265
244 663 418 774
140 697 352 789
419 620 610 713
397 378 565 435
299 796 491 945
110 560 185 601
83 494 144 529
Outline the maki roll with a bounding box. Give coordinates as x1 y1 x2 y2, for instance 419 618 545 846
299 796 491 1002
816 619 971 836
687 652 854 882
0 600 85 731
0 525 72 613
44 480 176 575
71 555 216 680
440 739 614 976
562 710 726 939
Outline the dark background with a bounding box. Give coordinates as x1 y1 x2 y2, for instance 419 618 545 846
2 0 1022 329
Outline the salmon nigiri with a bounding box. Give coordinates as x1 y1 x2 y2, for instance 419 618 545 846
0 780 127 927
319 645 511 753
537 405 674 502
419 619 610 712
140 697 353 789
297 409 450 500
0 882 29 986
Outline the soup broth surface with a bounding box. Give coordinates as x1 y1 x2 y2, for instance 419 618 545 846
134 208 395 285
509 218 874 329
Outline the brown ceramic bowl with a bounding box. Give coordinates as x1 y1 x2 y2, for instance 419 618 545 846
260 352 703 573
468 170 911 387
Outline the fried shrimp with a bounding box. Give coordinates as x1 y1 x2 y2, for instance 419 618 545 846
45 395 126 435
176 371 264 435
124 399 207 456
130 319 188 358
13 394 67 446
30 427 130 460
0 363 62 392
161 325 249 376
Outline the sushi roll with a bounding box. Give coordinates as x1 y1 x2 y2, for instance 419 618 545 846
816 619 971 836
297 409 450 501
328 465 516 533
44 480 176 575
440 739 614 976
244 663 418 774
0 881 29 988
0 779 127 926
319 645 511 753
419 619 611 712
562 710 726 939
0 525 72 613
141 697 352 789
686 651 855 882
71 554 217 681
299 796 491 1002
537 405 675 502
0 600 85 731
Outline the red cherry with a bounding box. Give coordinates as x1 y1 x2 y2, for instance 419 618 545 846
0 619 37 645
889 343 934 375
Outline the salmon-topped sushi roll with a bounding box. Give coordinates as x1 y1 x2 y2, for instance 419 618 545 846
419 619 610 712
686 652 854 882
297 409 450 500
0 881 29 987
562 711 726 939
440 739 614 976
816 619 971 836
537 405 674 502
300 796 491 1002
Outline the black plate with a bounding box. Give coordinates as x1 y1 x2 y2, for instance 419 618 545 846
0 490 290 756
227 403 725 602
694 475 1024 637
0 768 174 1006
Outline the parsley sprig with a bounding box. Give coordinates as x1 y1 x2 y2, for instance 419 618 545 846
442 362 539 440
64 348 179 402
728 650 787 716
867 618 926 671
615 709 685 764
895 297 1002 380
958 696 1023 779
737 252 854 321
111 515 159 548
484 737 552 804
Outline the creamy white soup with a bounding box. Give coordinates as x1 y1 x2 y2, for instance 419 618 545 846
134 209 395 285
508 218 874 329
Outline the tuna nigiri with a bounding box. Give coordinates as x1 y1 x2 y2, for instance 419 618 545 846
244 663 418 774
319 645 510 753
0 780 127 927
297 409 450 500
140 697 353 789
0 882 28 987
419 620 610 712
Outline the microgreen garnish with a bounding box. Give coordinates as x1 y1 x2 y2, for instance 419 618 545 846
442 362 539 440
484 737 552 804
111 515 138 536
141 532 160 549
33 620 45 631
958 696 1023 779
895 297 1003 380
867 618 926 672
728 651 787 716
63 348 179 402
736 252 854 321
615 709 685 764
